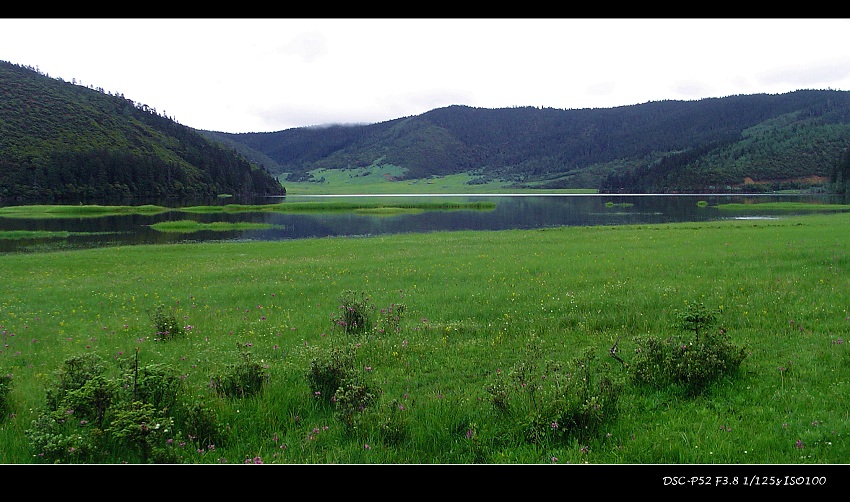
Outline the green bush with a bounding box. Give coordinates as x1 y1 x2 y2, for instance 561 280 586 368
44 353 108 411
26 353 197 463
119 359 183 412
307 344 358 402
375 302 406 335
331 291 373 335
177 398 225 449
0 373 13 419
210 350 269 399
108 401 174 463
675 301 717 339
487 338 623 445
306 343 379 430
149 304 185 341
631 328 747 395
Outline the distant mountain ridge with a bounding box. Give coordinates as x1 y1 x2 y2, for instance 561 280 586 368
210 90 850 193
0 60 284 200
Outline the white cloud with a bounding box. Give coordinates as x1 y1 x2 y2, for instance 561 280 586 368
2 18 849 132
280 31 328 64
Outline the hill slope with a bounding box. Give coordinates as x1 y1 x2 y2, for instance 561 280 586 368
0 60 284 200
214 90 850 193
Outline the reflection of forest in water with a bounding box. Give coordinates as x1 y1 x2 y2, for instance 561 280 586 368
0 194 845 253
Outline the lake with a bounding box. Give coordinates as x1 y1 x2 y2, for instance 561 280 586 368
1 193 847 253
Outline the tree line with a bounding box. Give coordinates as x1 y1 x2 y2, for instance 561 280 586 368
0 60 284 200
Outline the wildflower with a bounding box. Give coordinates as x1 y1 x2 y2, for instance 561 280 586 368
364 444 371 450
796 439 805 449
551 456 558 463
580 445 589 454
551 422 559 430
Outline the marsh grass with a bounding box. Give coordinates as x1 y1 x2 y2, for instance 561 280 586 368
0 213 848 463
0 204 168 218
716 202 850 212
0 230 74 240
280 163 597 195
148 220 281 233
0 201 496 219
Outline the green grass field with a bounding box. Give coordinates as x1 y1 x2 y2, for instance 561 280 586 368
1 211 848 464
279 164 596 195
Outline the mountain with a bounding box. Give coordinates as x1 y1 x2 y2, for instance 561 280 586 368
0 60 285 200
212 90 850 194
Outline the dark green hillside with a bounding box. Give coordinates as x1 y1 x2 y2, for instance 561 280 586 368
0 61 284 200
214 90 850 193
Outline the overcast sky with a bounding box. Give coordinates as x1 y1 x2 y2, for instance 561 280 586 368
3 18 850 134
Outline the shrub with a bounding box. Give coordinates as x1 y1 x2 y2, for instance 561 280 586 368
486 338 623 445
375 302 406 335
306 343 379 430
629 301 746 395
26 353 193 463
307 345 358 402
118 354 183 411
108 401 174 463
210 350 269 399
0 373 12 419
177 398 224 449
331 291 373 335
631 329 747 395
149 304 185 341
333 378 378 430
675 301 717 339
44 353 107 412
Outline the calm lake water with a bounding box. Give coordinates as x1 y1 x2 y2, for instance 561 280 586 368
1 193 847 253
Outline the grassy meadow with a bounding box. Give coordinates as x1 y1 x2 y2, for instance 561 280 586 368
279 164 597 195
0 210 848 464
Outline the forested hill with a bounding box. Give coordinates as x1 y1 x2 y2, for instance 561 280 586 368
0 60 284 200
212 90 850 193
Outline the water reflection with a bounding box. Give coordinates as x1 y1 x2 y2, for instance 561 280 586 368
0 193 846 253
